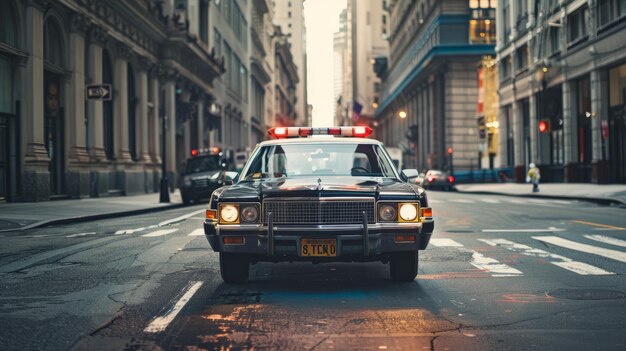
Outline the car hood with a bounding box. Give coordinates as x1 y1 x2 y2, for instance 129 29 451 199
216 176 421 202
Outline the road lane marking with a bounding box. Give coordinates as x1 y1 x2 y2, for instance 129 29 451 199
572 220 626 230
142 229 179 237
469 251 523 277
479 238 613 275
584 235 626 248
449 199 475 204
430 238 464 247
144 281 203 333
188 229 204 236
478 198 500 204
430 238 522 276
66 232 96 238
115 227 146 235
482 227 566 233
159 209 205 227
481 227 565 233
533 236 626 263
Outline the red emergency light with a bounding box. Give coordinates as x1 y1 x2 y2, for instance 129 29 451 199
267 126 373 138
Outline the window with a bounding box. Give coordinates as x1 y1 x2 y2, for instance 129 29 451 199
568 5 589 44
598 0 626 28
288 11 292 18
500 55 511 81
515 45 529 72
469 0 496 44
0 0 17 47
549 27 560 55
214 28 222 57
224 42 232 86
234 55 241 95
242 65 248 101
200 0 209 44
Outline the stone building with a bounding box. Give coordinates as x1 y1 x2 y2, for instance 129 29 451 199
335 0 389 129
272 0 308 126
271 25 300 127
375 0 496 171
0 0 225 202
496 0 626 183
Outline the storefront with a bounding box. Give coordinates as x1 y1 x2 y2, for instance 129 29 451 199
609 62 626 183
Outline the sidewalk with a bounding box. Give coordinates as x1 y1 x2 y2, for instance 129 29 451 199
0 191 184 232
456 183 626 206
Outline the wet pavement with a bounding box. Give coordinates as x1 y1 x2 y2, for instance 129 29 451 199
1 191 625 350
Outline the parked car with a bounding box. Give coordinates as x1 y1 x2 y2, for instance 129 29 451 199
420 170 456 191
179 148 237 205
204 126 435 283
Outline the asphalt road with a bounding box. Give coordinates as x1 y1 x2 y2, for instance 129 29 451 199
1 192 625 351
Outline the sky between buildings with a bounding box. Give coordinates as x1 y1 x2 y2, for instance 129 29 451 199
304 0 346 127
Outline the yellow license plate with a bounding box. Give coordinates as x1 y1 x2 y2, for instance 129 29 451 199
301 239 337 257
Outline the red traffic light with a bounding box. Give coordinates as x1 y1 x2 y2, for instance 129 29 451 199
447 147 454 155
538 119 551 133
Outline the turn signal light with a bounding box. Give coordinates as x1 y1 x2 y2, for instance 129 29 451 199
223 236 244 245
205 209 216 220
395 235 415 242
420 207 433 218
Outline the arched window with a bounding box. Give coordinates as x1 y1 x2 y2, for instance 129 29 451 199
127 63 137 160
103 50 114 159
44 19 64 68
43 17 66 195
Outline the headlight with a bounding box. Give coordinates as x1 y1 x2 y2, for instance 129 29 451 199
241 205 259 223
220 205 239 223
399 203 418 221
183 177 192 187
379 204 397 222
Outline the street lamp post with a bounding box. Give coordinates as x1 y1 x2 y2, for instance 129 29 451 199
160 115 170 203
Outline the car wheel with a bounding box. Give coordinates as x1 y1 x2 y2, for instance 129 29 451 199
220 252 249 283
389 251 418 282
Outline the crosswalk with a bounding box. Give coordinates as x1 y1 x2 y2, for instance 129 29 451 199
428 197 577 206
429 234 626 277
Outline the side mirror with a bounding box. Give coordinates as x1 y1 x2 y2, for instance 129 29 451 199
401 169 419 180
224 171 239 185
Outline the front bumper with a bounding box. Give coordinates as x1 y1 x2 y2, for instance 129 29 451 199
204 220 433 261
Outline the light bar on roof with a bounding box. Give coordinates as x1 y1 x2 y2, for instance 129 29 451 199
268 126 373 138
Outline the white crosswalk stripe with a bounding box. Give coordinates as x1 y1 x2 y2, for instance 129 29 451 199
448 199 475 204
188 229 205 236
478 238 613 275
142 228 179 237
533 236 626 263
429 238 523 276
478 198 500 204
584 235 626 248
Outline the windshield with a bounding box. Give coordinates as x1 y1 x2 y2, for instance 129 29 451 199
185 156 221 174
240 143 398 180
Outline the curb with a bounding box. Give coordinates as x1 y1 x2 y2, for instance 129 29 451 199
0 203 187 233
455 190 626 207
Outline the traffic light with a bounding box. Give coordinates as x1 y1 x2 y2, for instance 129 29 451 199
538 119 551 133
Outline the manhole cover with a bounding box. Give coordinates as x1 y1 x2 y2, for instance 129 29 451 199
548 289 626 300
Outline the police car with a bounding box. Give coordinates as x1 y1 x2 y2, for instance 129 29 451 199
204 127 434 283
179 147 237 205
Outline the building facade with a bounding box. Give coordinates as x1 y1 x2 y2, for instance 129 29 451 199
497 0 626 184
376 0 496 171
272 25 300 127
335 0 389 129
272 0 308 126
0 0 227 202
0 0 304 202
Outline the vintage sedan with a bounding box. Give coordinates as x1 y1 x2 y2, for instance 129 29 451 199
204 127 434 283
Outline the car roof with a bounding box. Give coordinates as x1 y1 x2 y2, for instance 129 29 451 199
258 137 383 147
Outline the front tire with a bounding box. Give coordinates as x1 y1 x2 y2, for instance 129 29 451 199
220 252 249 283
389 251 418 282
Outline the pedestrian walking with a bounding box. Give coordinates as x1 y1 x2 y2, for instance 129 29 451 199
527 163 541 193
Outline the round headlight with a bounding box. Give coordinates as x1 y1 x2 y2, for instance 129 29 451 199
379 204 397 222
220 205 239 223
399 204 418 221
241 206 259 223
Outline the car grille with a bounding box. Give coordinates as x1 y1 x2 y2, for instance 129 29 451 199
263 199 376 224
192 178 210 189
